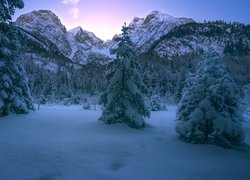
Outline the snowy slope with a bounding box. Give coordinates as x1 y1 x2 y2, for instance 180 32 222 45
0 106 249 180
151 22 250 59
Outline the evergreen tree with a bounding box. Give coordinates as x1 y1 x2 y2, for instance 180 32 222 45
0 0 24 23
0 0 34 116
99 23 150 129
176 53 244 147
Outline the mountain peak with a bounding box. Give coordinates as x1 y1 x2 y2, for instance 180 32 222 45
144 10 175 24
126 10 194 52
32 10 57 16
68 26 104 47
69 26 83 36
148 10 170 17
15 10 67 33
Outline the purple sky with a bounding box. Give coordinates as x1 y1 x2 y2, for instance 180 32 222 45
13 0 250 41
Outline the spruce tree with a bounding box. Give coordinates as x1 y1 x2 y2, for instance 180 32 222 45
176 53 244 147
0 0 34 116
99 23 150 129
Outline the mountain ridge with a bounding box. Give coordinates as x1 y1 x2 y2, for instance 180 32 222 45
15 10 113 64
15 9 198 64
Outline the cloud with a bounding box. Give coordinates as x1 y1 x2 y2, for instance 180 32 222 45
62 0 80 20
62 0 80 5
69 8 79 20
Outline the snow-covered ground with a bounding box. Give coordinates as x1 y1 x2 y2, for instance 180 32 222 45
0 106 250 180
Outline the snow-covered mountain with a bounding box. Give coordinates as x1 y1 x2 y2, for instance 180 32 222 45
69 26 103 48
15 10 195 63
15 10 72 57
67 26 113 64
15 10 113 64
126 10 194 52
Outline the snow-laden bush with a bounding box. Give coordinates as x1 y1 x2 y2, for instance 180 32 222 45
146 95 167 111
176 53 245 147
83 103 91 110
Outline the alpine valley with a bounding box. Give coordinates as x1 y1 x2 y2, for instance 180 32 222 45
10 10 250 105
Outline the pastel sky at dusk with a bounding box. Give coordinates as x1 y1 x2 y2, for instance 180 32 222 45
13 0 250 41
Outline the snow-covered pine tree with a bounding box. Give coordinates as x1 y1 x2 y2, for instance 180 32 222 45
99 23 150 129
176 52 244 147
0 0 34 116
0 0 24 23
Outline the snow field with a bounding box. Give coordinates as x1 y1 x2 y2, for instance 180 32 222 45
0 105 249 180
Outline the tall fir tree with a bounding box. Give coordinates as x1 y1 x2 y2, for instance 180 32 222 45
99 23 150 129
0 0 34 116
176 53 244 147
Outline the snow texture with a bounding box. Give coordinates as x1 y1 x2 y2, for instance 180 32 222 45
0 105 249 180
